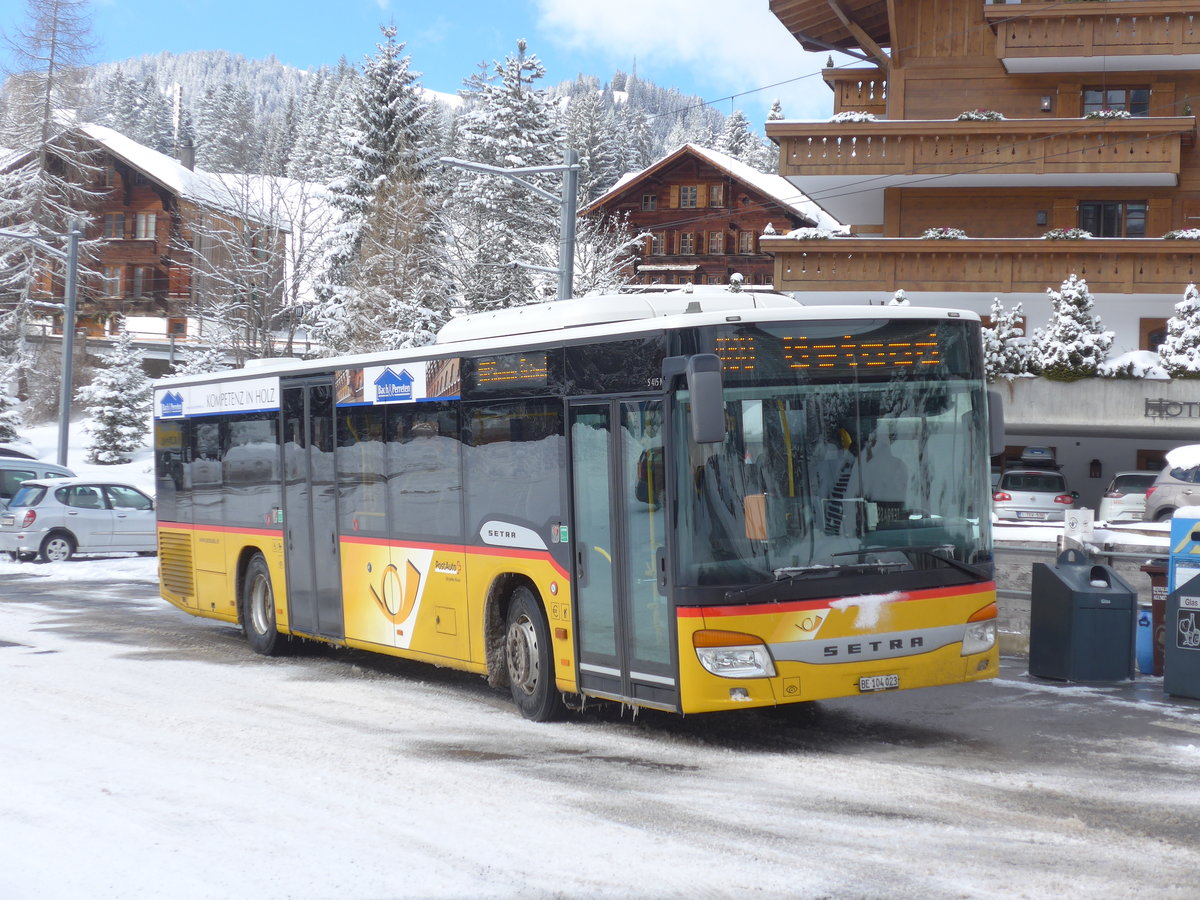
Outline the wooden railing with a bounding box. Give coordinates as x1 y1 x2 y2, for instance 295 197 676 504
822 68 887 117
985 1 1200 64
764 236 1200 294
769 118 1193 178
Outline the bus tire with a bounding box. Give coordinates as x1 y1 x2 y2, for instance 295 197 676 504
504 586 564 722
242 554 285 656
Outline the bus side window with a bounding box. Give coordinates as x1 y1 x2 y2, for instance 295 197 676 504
387 402 463 541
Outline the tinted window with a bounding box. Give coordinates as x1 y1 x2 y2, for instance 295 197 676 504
223 414 280 527
464 400 563 540
191 420 223 525
387 402 462 541
1001 473 1066 493
155 420 188 522
10 485 46 507
1169 466 1200 484
105 485 152 510
1111 474 1155 493
567 337 668 394
57 485 108 509
337 406 388 537
1 467 37 501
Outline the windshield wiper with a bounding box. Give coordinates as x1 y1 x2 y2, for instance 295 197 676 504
834 546 989 580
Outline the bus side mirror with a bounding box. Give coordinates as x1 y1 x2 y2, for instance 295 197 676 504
687 354 725 444
987 390 1004 456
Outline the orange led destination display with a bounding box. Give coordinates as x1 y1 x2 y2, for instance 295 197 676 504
474 351 550 390
715 333 943 374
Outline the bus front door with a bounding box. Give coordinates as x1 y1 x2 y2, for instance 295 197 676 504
281 379 344 640
569 400 676 711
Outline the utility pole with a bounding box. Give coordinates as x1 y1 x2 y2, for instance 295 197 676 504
0 222 82 466
439 148 580 301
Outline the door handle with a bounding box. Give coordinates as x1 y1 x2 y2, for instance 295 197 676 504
656 546 668 594
575 546 587 585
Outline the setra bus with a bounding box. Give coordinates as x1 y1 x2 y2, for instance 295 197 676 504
153 290 1001 720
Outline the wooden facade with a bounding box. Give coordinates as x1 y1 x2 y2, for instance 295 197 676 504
580 144 814 288
764 0 1200 350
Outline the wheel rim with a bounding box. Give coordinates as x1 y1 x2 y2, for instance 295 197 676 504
506 613 540 696
45 537 71 561
249 572 273 635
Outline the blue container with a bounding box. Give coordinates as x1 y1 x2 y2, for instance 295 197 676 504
1137 605 1154 674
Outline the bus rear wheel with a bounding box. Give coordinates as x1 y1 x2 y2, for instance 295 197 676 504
242 554 285 656
504 586 564 722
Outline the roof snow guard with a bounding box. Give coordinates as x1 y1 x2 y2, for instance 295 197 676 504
435 290 801 345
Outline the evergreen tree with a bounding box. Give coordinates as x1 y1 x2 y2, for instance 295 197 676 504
1031 274 1113 381
76 330 153 464
715 109 756 163
1159 283 1200 377
982 298 1028 380
172 343 230 376
447 39 562 310
0 357 25 442
767 99 785 121
565 90 620 203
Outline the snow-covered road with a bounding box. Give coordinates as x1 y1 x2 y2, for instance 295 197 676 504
2 556 1198 899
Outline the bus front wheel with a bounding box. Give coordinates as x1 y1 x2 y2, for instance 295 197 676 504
504 586 564 722
241 554 285 656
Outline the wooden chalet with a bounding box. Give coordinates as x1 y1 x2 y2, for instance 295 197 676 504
581 143 822 288
763 0 1200 356
2 124 285 339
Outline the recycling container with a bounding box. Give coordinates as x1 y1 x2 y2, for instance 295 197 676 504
1139 559 1167 676
1164 584 1200 700
1029 549 1136 682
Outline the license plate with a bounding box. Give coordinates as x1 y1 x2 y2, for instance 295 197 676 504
1 515 12 527
859 674 899 692
1016 511 1047 520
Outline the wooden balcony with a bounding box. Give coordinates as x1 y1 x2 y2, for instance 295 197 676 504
822 67 887 117
769 117 1194 223
985 1 1200 73
764 235 1200 294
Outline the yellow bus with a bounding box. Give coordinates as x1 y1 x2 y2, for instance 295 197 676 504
154 291 1000 720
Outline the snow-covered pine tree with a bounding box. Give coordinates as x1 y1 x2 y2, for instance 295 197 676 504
767 99 785 121
981 298 1028 380
0 357 25 442
564 90 620 204
1159 283 1200 377
76 330 153 464
1031 274 1113 381
715 109 756 164
572 211 642 296
172 343 230 376
309 26 449 353
447 39 562 310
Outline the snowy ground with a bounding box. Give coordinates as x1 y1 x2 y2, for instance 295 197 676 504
3 562 1200 899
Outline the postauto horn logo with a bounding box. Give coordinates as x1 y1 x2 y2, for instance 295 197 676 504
160 390 184 418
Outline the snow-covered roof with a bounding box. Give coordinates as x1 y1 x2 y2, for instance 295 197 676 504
583 142 841 230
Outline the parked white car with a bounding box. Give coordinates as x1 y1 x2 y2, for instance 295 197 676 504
1096 471 1158 523
0 478 155 561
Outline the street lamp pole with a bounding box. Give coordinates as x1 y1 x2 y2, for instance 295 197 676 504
0 223 82 466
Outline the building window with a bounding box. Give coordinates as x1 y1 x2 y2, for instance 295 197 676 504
135 212 157 241
1140 317 1168 352
738 231 756 254
708 184 724 207
707 232 724 254
1083 87 1150 117
707 275 721 285
103 213 124 240
678 232 695 255
1078 201 1147 237
679 186 698 209
132 266 152 297
650 232 664 256
100 265 122 296
642 193 657 211
104 167 115 188
1138 449 1168 472
759 273 774 285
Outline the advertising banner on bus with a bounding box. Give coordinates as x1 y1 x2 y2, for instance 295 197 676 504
335 358 462 406
154 376 281 419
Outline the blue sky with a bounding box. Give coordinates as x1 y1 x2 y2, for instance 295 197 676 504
2 0 832 126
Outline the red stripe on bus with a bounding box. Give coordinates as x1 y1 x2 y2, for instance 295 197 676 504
677 581 997 618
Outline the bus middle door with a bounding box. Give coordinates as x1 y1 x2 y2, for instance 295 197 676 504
569 399 676 711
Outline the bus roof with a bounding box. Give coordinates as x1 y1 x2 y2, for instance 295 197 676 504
157 291 980 387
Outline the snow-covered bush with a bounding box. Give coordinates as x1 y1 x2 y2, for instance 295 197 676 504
1164 229 1200 240
921 226 967 239
1042 227 1092 240
981 298 1029 380
1085 109 1132 119
1030 274 1113 382
1100 352 1167 380
888 289 909 306
728 273 744 293
956 109 1003 121
829 111 877 123
76 330 154 464
1159 283 1200 378
784 227 838 240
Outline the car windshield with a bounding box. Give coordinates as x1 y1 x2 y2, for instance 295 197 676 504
9 485 46 508
1001 473 1065 493
1111 474 1155 493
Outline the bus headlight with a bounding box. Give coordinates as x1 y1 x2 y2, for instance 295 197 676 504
694 630 776 678
961 602 998 656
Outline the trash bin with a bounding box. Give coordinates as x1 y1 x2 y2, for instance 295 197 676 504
1136 603 1155 674
1164 583 1200 699
1029 548 1136 682
1139 559 1168 676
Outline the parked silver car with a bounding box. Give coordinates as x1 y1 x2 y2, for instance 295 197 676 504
0 459 74 509
1144 446 1200 522
0 478 155 561
1096 471 1158 523
992 469 1076 522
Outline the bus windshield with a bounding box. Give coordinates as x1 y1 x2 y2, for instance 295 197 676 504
674 321 992 591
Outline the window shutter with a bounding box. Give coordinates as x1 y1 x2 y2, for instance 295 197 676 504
670 185 680 208
697 185 708 208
